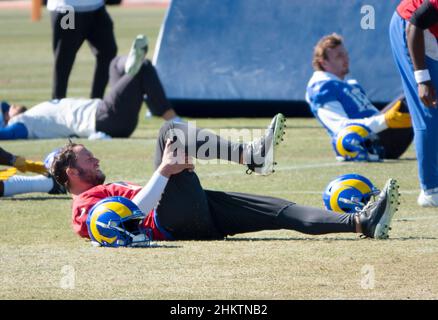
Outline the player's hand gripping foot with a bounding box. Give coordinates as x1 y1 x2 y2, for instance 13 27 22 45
356 178 400 239
125 35 148 76
245 113 286 176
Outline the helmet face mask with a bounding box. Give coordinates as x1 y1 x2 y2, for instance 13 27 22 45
333 124 384 162
323 174 380 214
87 196 151 248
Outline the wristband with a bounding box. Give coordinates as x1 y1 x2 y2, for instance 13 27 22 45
414 69 431 84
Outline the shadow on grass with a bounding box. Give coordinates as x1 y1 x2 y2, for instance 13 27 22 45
225 236 438 241
394 157 417 162
83 241 183 249
381 158 417 163
128 244 183 249
390 236 438 241
225 237 359 242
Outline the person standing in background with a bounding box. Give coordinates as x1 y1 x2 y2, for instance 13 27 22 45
389 0 438 207
48 0 118 99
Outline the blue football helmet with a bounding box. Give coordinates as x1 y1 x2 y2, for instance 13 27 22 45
332 124 384 162
323 174 380 214
86 196 151 247
44 148 62 171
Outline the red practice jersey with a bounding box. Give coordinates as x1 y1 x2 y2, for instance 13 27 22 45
398 0 438 37
72 182 168 240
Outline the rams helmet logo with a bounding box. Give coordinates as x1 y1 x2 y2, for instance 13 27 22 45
323 174 380 214
332 124 384 162
86 196 151 247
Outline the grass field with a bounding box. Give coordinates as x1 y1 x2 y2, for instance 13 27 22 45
0 8 437 300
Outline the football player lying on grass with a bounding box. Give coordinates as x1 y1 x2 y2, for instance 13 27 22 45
50 114 400 247
306 33 413 161
0 147 66 197
0 35 181 141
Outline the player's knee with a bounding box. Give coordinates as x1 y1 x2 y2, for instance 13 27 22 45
158 121 175 139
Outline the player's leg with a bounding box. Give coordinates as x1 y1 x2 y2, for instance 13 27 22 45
0 147 15 165
96 60 146 137
50 10 87 99
390 12 438 202
108 56 126 87
153 121 243 168
154 170 224 240
96 37 171 137
205 178 399 239
0 175 66 197
204 190 354 236
109 43 176 118
378 96 414 159
86 7 118 99
377 127 413 159
420 57 438 192
153 114 286 175
152 116 287 238
140 61 175 117
152 121 241 239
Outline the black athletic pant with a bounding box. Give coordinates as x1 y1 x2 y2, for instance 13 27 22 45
0 147 14 166
378 96 414 159
95 56 172 137
51 6 117 99
153 122 356 240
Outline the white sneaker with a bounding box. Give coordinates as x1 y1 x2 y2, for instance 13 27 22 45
417 190 438 207
245 113 286 175
124 35 148 76
356 178 400 239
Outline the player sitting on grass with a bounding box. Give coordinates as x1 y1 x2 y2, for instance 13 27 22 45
0 146 66 197
0 35 181 141
50 115 400 246
306 33 413 160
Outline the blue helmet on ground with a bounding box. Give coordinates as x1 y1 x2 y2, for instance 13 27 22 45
86 196 151 247
323 174 380 214
44 148 62 171
332 124 384 162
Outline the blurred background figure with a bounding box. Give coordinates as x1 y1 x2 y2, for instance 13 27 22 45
306 33 413 160
48 0 118 99
0 146 66 198
390 0 438 207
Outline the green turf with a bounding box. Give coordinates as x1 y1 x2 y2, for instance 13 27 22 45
0 8 437 300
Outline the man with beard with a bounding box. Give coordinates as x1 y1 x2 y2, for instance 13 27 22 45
51 116 400 242
306 33 413 160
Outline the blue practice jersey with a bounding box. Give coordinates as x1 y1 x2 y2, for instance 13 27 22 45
306 71 381 136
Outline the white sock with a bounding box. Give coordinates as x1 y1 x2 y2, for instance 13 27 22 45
3 175 54 197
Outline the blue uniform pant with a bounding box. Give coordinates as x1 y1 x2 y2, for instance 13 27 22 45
390 12 438 192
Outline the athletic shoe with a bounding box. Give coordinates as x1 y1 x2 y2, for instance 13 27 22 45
356 178 400 239
124 35 148 76
245 113 286 175
48 175 67 195
417 190 438 207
